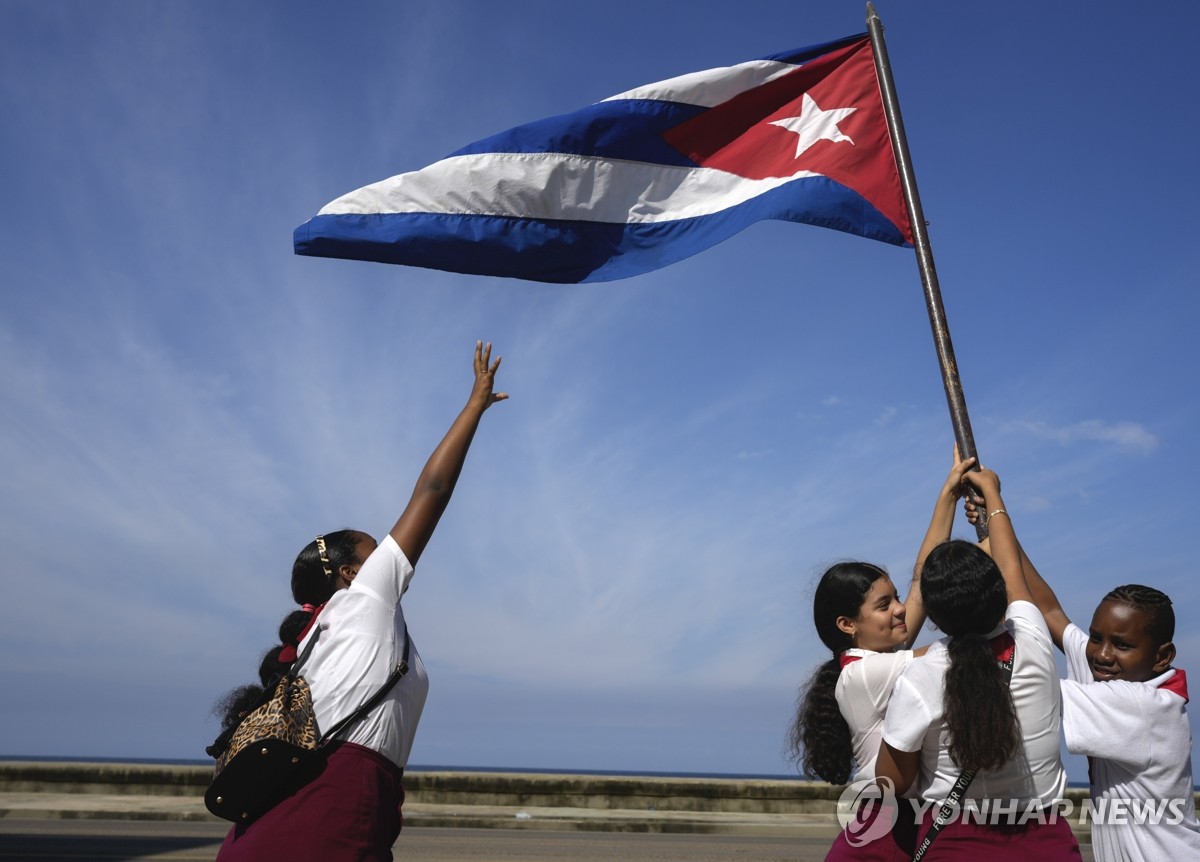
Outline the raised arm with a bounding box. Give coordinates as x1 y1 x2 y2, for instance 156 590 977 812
903 450 978 648
390 341 507 566
960 467 1031 605
966 497 1070 650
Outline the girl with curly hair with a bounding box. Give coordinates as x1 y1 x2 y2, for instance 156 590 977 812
213 342 506 861
791 452 977 861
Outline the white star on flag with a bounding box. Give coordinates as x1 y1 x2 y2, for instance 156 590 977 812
769 93 857 159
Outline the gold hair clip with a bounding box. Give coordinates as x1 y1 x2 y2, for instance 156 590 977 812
315 535 334 579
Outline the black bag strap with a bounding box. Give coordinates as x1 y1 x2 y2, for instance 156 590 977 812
910 634 1016 862
290 622 321 672
318 626 412 747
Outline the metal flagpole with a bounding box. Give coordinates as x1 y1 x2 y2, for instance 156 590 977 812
865 2 987 538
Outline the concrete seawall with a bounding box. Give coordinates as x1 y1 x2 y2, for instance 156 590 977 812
0 761 836 807
0 761 843 834
0 760 1154 840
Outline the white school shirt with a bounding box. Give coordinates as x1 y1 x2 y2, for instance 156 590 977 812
882 600 1067 807
837 648 914 782
299 535 430 770
1060 622 1200 862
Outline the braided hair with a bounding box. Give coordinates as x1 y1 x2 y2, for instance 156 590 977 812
789 562 889 784
1102 584 1175 645
212 529 365 731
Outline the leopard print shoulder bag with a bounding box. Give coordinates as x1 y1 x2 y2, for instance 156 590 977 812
204 625 411 824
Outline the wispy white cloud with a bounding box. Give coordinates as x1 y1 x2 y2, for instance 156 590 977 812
1003 419 1157 454
874 405 899 426
736 448 776 460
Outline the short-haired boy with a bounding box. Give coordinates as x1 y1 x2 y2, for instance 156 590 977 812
969 500 1200 861
1057 584 1200 860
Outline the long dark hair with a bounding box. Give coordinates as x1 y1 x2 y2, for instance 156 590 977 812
921 540 1018 772
789 561 889 784
212 529 364 731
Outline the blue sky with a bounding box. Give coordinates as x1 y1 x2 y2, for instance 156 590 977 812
2 1 1198 784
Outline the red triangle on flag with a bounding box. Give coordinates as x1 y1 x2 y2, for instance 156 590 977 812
662 38 912 243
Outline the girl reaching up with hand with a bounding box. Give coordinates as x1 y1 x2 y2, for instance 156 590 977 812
875 464 1081 860
212 341 506 862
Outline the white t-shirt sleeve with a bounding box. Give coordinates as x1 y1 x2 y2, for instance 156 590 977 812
1060 678 1153 771
350 534 415 607
1062 622 1092 683
1007 599 1052 645
882 672 935 754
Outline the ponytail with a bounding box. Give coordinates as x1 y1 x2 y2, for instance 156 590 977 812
944 632 1018 771
790 657 854 783
922 540 1018 773
212 606 318 730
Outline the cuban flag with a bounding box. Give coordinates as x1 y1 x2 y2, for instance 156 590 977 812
294 34 912 284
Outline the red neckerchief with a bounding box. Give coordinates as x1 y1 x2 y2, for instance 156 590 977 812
1159 668 1189 703
839 653 862 669
990 631 1016 663
277 603 326 663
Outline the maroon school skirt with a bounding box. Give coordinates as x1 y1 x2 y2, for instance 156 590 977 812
217 741 405 862
825 798 919 862
908 806 1082 861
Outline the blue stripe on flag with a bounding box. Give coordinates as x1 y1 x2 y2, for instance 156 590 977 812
294 175 904 284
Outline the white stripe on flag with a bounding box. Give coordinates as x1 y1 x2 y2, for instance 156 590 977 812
317 151 820 225
600 59 801 107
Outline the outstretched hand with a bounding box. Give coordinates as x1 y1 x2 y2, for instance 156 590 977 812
471 341 508 411
389 340 508 567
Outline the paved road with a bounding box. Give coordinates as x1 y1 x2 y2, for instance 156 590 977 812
0 819 226 861
0 820 1095 862
0 820 835 862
